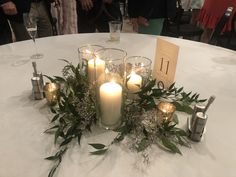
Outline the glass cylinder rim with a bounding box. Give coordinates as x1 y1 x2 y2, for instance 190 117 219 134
78 44 104 54
126 56 152 67
109 20 122 24
96 47 127 56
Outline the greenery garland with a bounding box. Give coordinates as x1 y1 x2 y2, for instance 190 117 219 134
44 60 206 177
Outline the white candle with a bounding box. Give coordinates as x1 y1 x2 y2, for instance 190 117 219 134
127 71 142 93
99 81 122 126
88 57 105 84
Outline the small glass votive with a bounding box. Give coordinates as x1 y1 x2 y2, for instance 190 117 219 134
95 48 127 129
109 21 122 41
125 56 152 94
156 102 176 124
78 44 104 76
44 83 60 106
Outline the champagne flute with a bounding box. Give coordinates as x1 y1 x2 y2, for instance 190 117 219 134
23 13 43 59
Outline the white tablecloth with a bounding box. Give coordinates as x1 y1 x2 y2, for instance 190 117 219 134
0 33 236 177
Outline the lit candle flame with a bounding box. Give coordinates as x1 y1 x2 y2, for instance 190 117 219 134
85 49 92 54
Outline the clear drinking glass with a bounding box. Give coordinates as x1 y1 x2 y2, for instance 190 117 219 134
23 13 43 59
109 21 122 41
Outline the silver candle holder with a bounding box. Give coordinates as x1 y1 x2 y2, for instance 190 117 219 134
188 96 215 142
31 62 44 100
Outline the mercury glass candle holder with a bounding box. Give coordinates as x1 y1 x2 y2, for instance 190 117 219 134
125 56 152 94
78 44 104 77
95 48 127 129
44 83 60 106
156 101 176 124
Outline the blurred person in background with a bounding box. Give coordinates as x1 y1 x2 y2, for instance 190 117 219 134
189 0 204 25
198 0 236 43
128 0 177 35
29 0 54 37
51 0 78 34
0 6 12 44
76 0 122 33
0 0 31 44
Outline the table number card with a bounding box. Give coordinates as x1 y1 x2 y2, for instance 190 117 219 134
152 37 179 88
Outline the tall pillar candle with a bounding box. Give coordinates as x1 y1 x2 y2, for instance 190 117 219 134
99 81 122 127
88 57 105 84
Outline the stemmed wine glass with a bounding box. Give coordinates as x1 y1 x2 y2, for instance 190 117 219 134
23 13 43 59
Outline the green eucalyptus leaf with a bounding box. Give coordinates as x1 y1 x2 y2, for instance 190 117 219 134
90 149 108 155
43 75 55 83
164 123 177 131
173 128 187 136
140 79 156 93
176 135 191 147
65 125 77 138
151 88 163 97
45 155 59 161
198 99 207 103
89 143 106 149
114 125 131 134
51 114 60 123
67 103 78 116
54 128 63 144
168 82 175 90
195 94 199 100
60 137 73 147
161 137 182 155
114 134 125 143
190 93 197 100
185 91 192 98
54 76 66 82
50 108 57 114
183 105 193 114
176 135 185 146
172 102 193 114
58 58 70 64
48 165 58 177
177 87 183 93
44 125 59 133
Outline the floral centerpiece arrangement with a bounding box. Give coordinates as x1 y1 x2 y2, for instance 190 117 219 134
43 48 206 177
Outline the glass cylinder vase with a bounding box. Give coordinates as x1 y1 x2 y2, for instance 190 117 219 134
95 48 127 129
78 44 104 83
125 56 152 95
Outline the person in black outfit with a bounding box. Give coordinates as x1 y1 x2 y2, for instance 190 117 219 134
76 0 122 33
128 0 176 35
0 8 11 45
0 0 31 45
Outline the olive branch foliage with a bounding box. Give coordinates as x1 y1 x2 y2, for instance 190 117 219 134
44 60 206 177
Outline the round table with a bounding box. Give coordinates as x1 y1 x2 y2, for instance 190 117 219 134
0 33 236 177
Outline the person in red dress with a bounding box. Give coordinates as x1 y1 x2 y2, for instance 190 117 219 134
198 0 236 43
